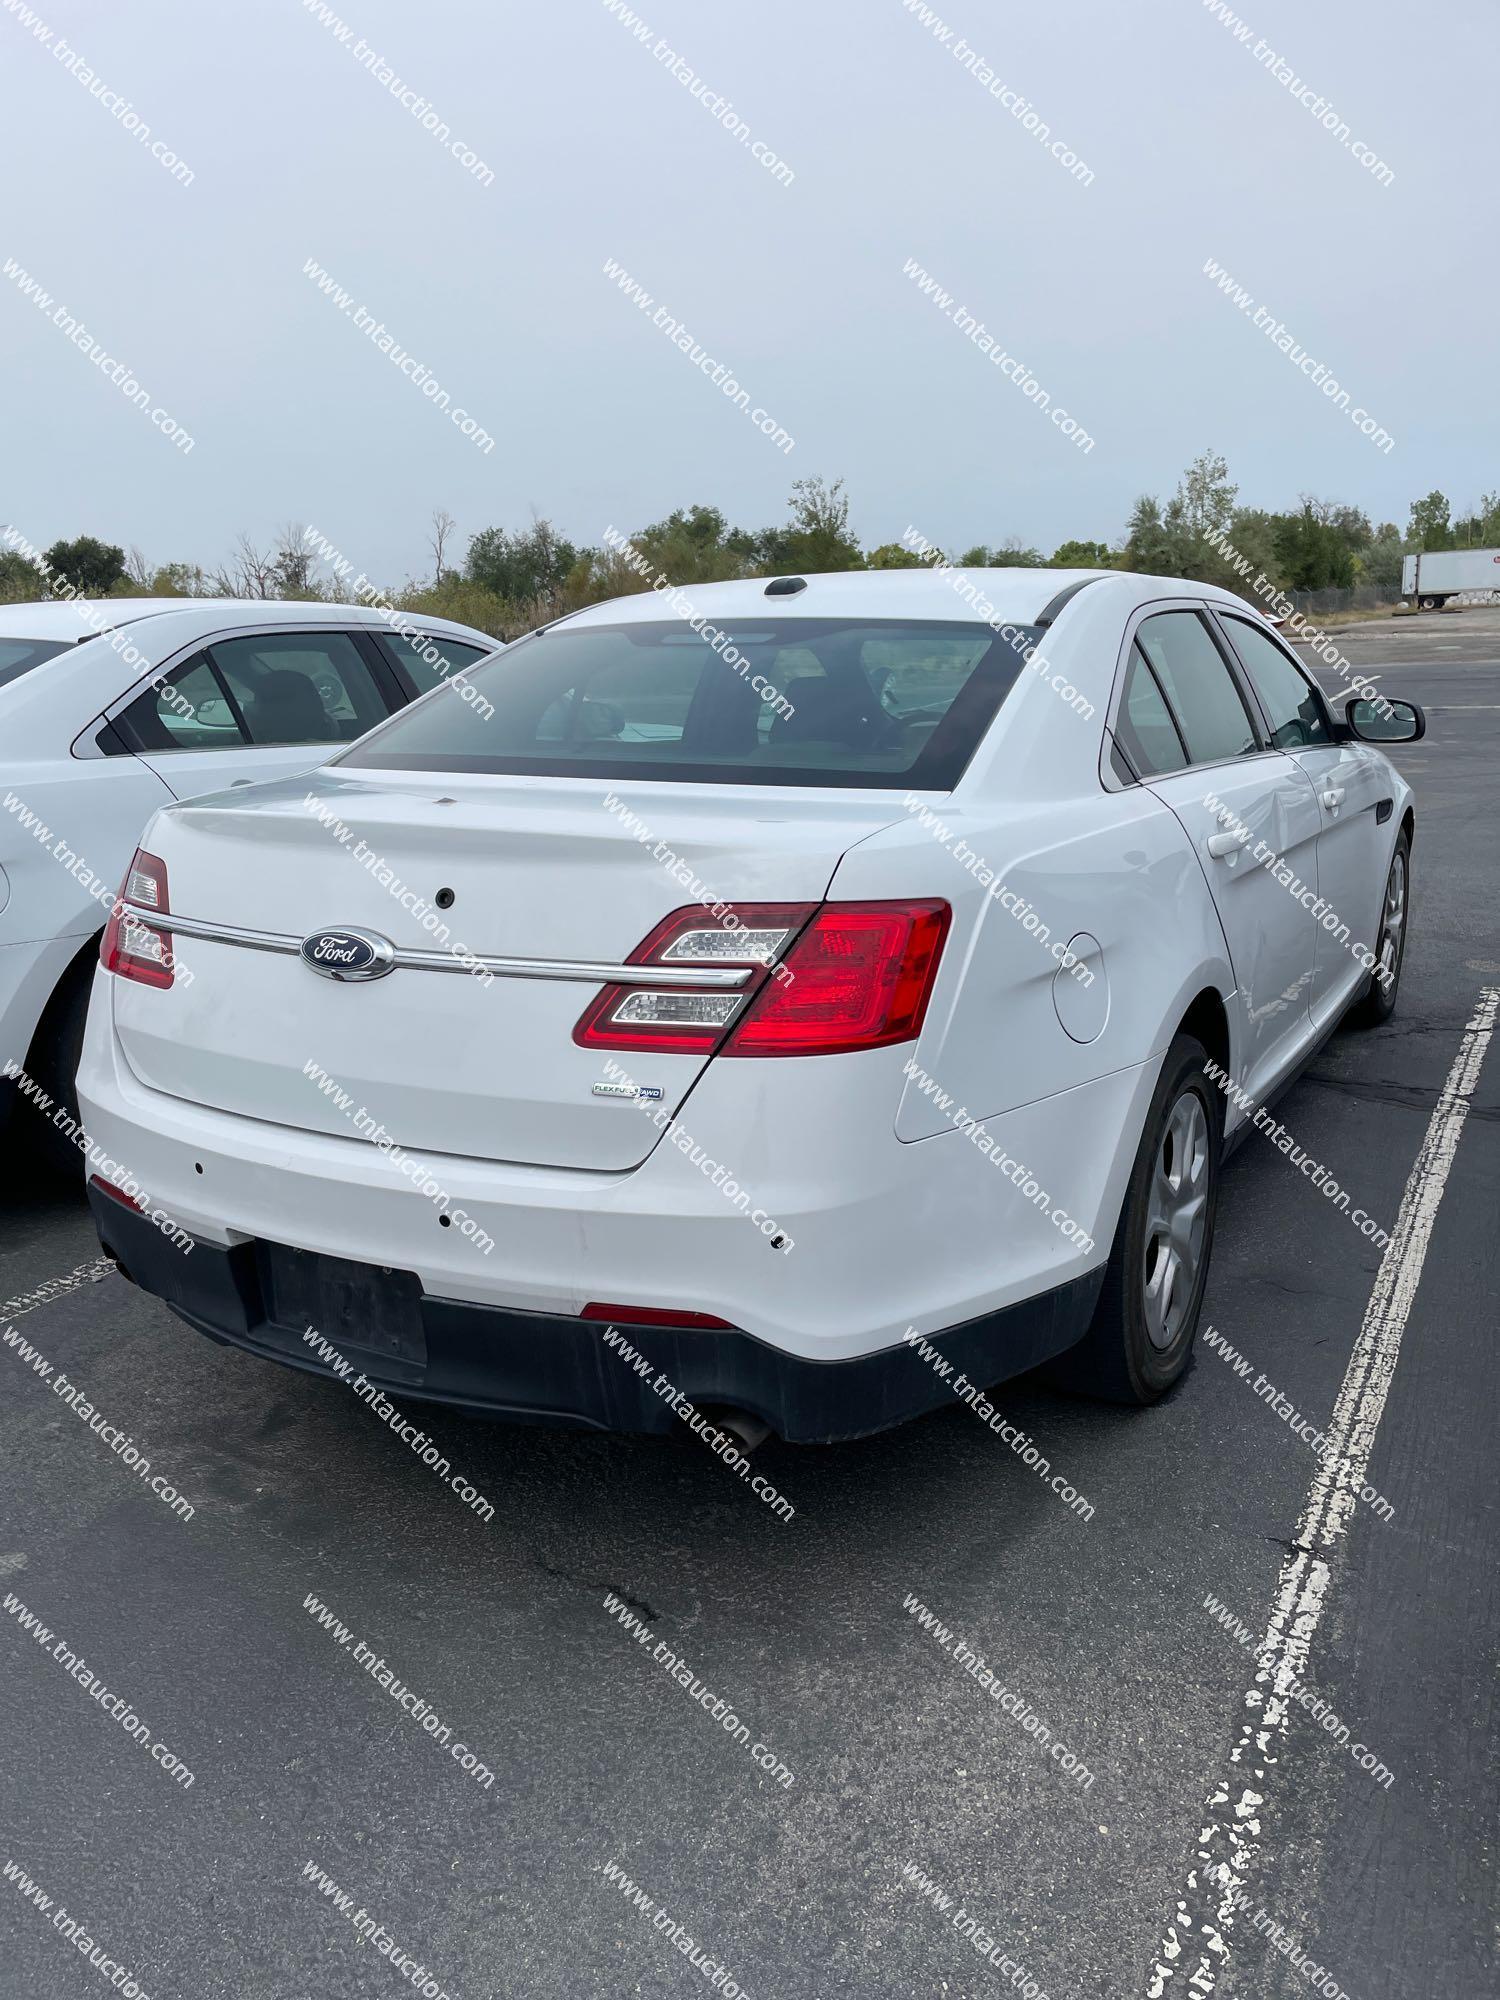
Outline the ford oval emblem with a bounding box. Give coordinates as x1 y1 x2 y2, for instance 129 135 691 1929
299 927 396 982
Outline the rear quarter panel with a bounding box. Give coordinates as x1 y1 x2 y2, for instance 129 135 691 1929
1 758 173 947
829 785 1234 1141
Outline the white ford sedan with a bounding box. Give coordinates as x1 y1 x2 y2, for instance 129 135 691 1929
76 568 1420 1440
1 598 497 1160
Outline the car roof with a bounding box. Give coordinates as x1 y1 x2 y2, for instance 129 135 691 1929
0 598 497 644
553 566 1260 631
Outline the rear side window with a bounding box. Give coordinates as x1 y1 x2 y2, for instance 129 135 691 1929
1220 616 1332 748
116 631 391 751
1115 651 1188 777
336 618 1042 789
0 637 70 688
161 656 246 747
380 632 492 696
1135 611 1259 766
209 632 388 745
118 652 249 750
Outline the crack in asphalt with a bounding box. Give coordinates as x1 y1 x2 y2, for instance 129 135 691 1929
536 1559 662 1625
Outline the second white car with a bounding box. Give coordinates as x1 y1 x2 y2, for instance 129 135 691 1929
1 597 496 1159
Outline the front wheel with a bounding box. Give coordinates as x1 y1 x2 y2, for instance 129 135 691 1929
1348 834 1409 1029
1047 1033 1222 1404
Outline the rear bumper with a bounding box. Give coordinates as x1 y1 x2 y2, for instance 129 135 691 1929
78 966 1145 1363
87 1182 1101 1442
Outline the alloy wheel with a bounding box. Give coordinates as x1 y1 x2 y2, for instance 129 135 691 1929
1142 1090 1210 1351
1378 849 1407 989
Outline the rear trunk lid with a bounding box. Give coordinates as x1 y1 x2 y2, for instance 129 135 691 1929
110 770 900 1171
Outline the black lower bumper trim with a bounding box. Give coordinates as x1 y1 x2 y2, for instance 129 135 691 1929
87 1188 1103 1444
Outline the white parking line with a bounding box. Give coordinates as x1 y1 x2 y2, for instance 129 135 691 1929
1146 986 1500 1997
0 1258 113 1327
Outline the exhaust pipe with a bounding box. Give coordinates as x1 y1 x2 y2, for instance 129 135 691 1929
700 1406 772 1454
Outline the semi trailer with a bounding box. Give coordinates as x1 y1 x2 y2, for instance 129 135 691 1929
1401 547 1500 609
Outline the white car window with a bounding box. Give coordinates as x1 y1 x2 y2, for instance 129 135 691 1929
151 655 248 749
1221 616 1333 750
209 632 387 747
341 618 1033 789
1116 651 1188 777
1136 612 1259 766
0 636 71 687
381 632 491 696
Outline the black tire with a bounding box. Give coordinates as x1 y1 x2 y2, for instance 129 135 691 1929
23 948 95 1178
1347 833 1409 1030
1047 1033 1222 1404
1419 595 1442 612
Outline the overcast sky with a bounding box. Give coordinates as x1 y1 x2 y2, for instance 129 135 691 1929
3 0 1493 582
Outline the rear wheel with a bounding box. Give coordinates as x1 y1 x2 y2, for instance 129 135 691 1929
1047 1033 1221 1404
1348 834 1409 1029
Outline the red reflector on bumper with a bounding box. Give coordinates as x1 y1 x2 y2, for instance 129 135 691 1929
89 1174 147 1213
582 1301 738 1330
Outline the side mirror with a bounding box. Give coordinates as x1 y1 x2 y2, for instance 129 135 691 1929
1345 696 1425 744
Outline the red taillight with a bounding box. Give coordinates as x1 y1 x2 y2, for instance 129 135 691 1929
575 898 951 1060
581 1302 739 1330
724 900 951 1057
573 903 816 1054
100 848 176 989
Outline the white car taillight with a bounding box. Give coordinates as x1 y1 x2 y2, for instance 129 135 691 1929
100 848 176 989
574 900 951 1058
573 904 815 1055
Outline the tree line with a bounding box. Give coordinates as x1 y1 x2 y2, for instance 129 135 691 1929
5 461 1495 642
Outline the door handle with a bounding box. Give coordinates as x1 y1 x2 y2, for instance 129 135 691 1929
1320 787 1345 810
1206 830 1250 858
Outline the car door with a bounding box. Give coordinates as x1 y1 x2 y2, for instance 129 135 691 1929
108 628 400 803
1111 606 1323 1106
1213 610 1387 1028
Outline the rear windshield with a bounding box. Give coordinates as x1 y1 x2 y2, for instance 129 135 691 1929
0 637 71 688
336 617 1039 788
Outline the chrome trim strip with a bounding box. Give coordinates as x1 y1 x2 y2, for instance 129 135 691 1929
123 905 753 988
123 907 298 958
381 947 751 987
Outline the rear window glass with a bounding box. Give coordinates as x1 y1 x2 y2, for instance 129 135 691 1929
336 618 1040 789
0 637 70 688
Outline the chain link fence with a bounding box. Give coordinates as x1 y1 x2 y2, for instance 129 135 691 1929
1284 585 1404 617
1287 582 1500 617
